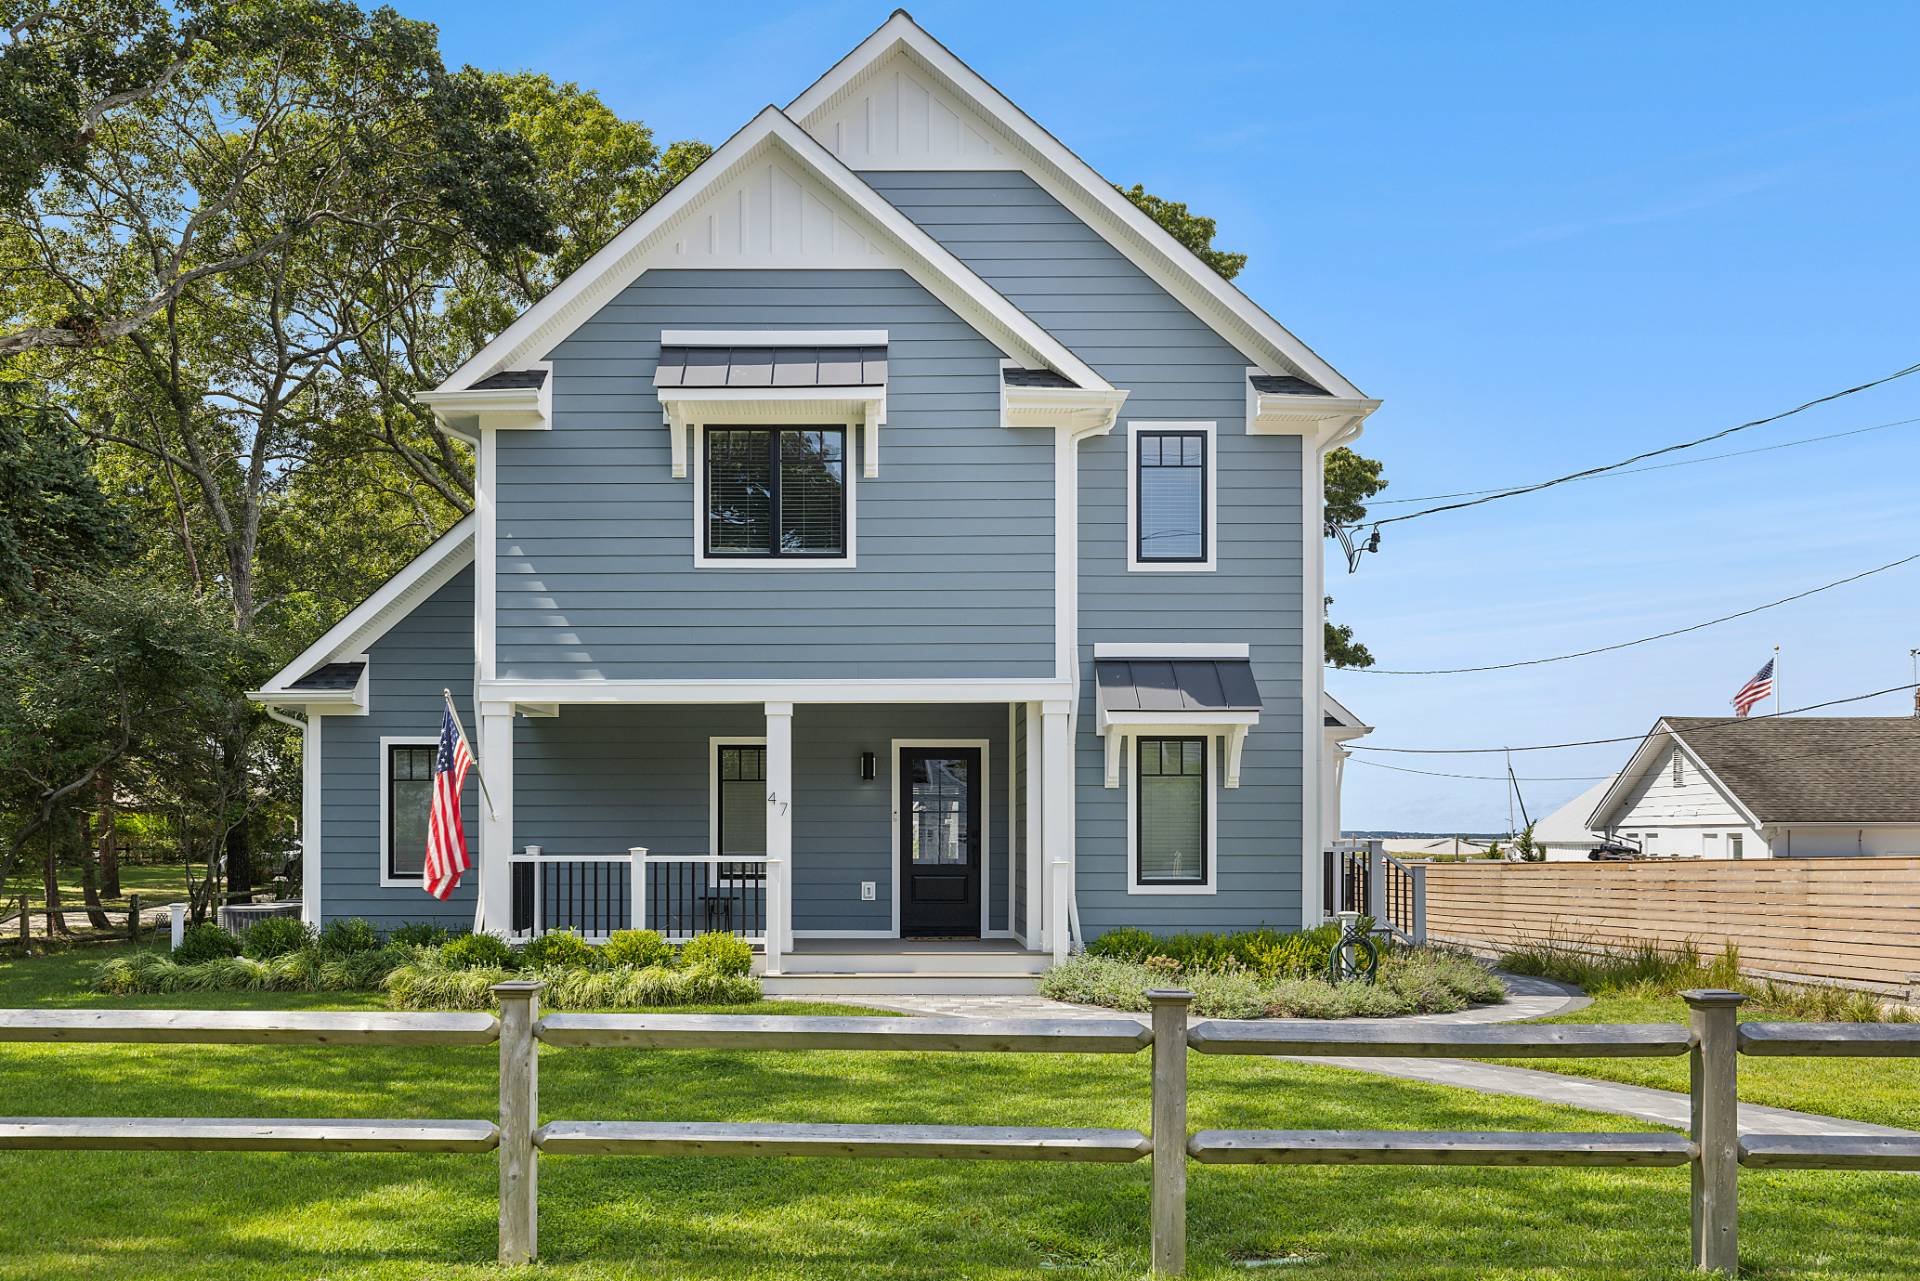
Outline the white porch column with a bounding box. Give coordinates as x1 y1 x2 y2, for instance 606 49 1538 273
1040 699 1072 959
764 702 793 973
479 702 515 935
1024 702 1043 949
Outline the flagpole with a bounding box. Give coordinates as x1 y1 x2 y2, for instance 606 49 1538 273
1773 645 1781 717
443 688 498 820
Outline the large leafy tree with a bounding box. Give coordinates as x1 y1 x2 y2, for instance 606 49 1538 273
1121 182 1387 668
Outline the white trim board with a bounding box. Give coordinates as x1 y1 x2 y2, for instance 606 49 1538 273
1093 643 1250 659
662 329 887 346
478 678 1073 707
889 738 993 939
439 108 1107 395
788 12 1369 400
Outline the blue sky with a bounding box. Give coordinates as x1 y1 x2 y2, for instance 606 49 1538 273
413 2 1920 831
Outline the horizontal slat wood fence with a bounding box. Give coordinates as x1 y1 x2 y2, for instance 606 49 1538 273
1420 858 1920 994
3 986 1917 1275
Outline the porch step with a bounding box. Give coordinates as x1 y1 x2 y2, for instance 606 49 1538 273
780 947 1050 977
762 971 1045 997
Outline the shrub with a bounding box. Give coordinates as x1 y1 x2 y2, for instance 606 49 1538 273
602 929 674 969
383 960 761 1010
388 923 454 948
441 931 517 970
172 922 240 963
522 929 601 970
241 915 314 960
317 917 380 956
1084 922 1344 979
679 931 754 976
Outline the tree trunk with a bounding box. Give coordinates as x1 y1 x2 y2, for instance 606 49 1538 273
222 732 254 899
40 844 66 937
79 833 112 932
96 772 120 897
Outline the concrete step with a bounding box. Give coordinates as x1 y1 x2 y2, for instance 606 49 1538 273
780 949 1049 977
762 971 1045 997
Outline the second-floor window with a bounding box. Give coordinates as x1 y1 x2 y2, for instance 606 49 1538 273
705 426 847 560
1130 422 1214 570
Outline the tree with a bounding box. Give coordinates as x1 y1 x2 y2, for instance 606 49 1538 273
1122 180 1388 668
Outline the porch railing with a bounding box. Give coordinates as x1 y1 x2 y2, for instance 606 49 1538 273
1323 841 1426 944
508 848 634 942
508 847 784 969
631 851 770 947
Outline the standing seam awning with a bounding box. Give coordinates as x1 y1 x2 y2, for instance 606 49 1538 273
654 346 886 388
1093 658 1262 789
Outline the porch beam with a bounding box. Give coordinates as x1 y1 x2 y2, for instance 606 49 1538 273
477 678 1074 707
764 703 793 974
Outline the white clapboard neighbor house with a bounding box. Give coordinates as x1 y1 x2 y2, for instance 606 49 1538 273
245 12 1380 993
1587 717 1920 859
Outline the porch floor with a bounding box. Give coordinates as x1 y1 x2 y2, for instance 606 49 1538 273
786 937 1040 957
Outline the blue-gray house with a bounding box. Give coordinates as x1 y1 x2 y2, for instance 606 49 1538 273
250 12 1378 993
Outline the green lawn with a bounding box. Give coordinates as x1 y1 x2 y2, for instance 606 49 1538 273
0 949 1914 1279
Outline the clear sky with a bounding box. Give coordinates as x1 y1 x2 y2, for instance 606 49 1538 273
410 1 1920 832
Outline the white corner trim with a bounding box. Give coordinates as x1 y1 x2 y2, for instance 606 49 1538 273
662 329 888 346
303 713 322 926
789 15 1368 399
889 738 992 938
1126 420 1217 573
688 423 859 569
377 735 438 888
1093 642 1250 659
1124 734 1219 895
259 518 475 693
438 108 1107 395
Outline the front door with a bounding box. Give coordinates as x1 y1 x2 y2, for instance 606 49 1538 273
898 747 982 937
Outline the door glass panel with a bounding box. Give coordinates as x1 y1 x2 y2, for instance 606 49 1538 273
909 756 970 866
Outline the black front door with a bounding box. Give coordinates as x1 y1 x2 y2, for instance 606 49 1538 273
899 747 981 937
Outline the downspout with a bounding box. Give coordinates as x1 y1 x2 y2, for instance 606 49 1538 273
1062 414 1119 950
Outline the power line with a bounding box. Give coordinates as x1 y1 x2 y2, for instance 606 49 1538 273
1340 551 1920 675
1345 682 1919 755
1368 414 1920 507
1358 357 1920 532
1349 758 1614 783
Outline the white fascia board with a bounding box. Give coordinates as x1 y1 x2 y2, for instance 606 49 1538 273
789 13 1369 400
438 107 1106 396
478 677 1074 707
1586 719 1765 832
1322 691 1370 732
1096 709 1260 733
661 329 887 346
258 518 476 692
412 387 546 434
1665 725 1767 830
1248 387 1381 437
1002 385 1129 433
245 687 361 711
1094 642 1250 659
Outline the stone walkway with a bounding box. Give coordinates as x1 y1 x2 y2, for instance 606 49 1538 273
778 975 1914 1139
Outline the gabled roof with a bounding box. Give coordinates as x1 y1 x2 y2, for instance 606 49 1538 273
439 106 1109 395
1589 716 1920 828
787 11 1368 399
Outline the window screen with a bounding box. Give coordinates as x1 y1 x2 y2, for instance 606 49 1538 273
1137 431 1206 562
704 427 845 558
387 745 435 879
717 745 767 881
1137 737 1206 884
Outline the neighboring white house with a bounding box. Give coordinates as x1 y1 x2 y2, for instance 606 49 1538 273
1531 775 1617 860
1587 717 1920 859
1321 694 1372 849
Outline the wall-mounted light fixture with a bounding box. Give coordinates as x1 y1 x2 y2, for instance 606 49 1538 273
859 751 877 781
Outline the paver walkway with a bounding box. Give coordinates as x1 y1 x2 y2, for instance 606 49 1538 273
782 975 1915 1139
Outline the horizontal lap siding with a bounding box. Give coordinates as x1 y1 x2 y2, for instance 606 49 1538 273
499 268 1054 681
318 568 477 930
514 703 1010 935
867 171 1306 937
1423 859 1920 994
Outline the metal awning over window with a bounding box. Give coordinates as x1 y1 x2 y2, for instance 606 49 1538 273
1094 657 1261 790
655 343 888 479
655 345 887 388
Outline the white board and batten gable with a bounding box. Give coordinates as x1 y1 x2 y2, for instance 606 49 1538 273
807 57 1018 170
663 150 892 267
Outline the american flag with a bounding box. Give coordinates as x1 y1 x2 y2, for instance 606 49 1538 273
425 697 474 899
1731 657 1776 719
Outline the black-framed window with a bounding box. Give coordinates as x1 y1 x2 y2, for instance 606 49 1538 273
1137 737 1207 885
1136 430 1207 562
387 744 436 880
704 427 847 558
716 744 767 881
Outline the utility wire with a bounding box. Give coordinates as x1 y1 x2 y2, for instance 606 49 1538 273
1340 551 1920 675
1363 358 1920 529
1345 682 1920 755
1368 414 1920 507
1349 758 1615 783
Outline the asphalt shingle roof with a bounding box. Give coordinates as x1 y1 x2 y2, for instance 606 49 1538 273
1249 373 1329 396
470 369 548 390
1663 716 1920 824
288 661 365 692
1002 368 1076 389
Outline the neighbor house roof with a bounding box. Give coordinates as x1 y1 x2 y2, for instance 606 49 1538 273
1590 717 1920 828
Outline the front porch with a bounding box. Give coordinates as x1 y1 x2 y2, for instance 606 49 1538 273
478 694 1078 985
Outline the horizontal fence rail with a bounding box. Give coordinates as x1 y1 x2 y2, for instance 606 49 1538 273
4 989 1918 1274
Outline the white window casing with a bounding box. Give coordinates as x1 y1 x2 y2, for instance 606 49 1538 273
378 735 439 888
1126 734 1219 896
1126 420 1216 573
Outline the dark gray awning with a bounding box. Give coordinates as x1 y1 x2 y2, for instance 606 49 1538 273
288 661 365 691
655 346 886 388
1094 658 1261 714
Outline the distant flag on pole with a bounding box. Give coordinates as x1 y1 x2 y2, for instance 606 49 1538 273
1730 657 1776 719
425 693 475 899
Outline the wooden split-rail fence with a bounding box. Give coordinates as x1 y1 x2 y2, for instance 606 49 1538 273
2 987 1916 1274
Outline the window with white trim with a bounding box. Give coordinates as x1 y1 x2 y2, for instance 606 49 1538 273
715 743 767 882
386 744 435 881
1128 421 1216 571
1136 737 1208 886
704 427 847 559
1729 833 1744 859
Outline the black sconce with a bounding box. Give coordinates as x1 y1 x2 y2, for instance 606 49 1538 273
859 751 877 781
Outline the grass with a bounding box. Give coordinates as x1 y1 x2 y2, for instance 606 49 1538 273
0 947 1915 1277
36 863 197 904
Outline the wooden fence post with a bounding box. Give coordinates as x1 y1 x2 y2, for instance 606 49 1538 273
1685 988 1744 1275
494 979 545 1265
1148 988 1192 1275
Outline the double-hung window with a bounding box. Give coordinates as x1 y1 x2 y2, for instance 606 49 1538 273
385 743 436 882
714 743 767 884
1130 422 1214 569
704 427 847 560
1135 737 1209 888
